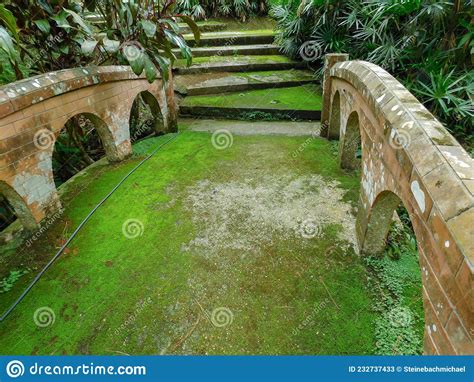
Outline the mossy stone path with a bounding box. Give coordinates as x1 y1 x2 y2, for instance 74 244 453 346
0 132 377 355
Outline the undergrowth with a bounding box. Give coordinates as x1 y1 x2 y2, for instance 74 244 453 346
365 207 424 355
0 269 29 294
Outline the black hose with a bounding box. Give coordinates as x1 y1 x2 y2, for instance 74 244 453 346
0 133 179 322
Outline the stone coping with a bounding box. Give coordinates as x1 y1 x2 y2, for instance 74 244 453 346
0 66 154 119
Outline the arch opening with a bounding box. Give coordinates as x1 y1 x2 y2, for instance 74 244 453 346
0 195 17 233
362 191 425 354
53 113 110 186
339 111 361 170
0 181 37 233
129 91 164 143
327 91 341 140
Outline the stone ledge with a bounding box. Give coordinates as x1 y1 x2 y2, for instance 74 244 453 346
0 66 155 119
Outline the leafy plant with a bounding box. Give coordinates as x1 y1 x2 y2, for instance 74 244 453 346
176 0 269 21
0 270 29 293
1 1 96 77
271 0 473 150
78 0 199 82
364 206 424 355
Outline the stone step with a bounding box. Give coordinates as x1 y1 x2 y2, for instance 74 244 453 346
179 21 227 34
184 30 275 47
180 118 321 136
174 70 317 96
173 44 281 58
174 55 306 74
179 85 322 121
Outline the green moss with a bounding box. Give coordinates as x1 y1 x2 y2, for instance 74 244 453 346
177 55 295 67
182 85 322 111
0 131 377 355
364 222 424 355
184 29 275 40
210 17 276 31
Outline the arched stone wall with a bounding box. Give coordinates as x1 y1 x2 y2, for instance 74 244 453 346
322 55 473 355
130 90 165 137
339 111 360 170
0 180 37 230
328 90 341 140
0 66 176 227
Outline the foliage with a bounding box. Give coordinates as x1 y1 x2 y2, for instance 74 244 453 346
1 1 95 78
364 207 424 355
176 0 269 21
271 0 473 149
0 1 199 83
82 0 200 82
0 270 28 293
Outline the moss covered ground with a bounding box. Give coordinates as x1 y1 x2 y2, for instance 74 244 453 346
182 85 322 111
184 29 275 41
176 55 296 68
0 129 380 355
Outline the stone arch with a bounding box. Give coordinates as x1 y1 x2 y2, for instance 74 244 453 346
59 112 123 163
360 190 404 255
129 90 165 139
327 90 341 140
339 111 361 170
0 181 37 230
51 112 117 186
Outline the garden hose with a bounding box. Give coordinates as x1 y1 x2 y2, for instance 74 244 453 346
0 133 179 322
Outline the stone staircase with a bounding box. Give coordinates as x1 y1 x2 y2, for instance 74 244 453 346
174 24 322 123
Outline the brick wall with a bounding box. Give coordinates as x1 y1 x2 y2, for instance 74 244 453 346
0 66 176 229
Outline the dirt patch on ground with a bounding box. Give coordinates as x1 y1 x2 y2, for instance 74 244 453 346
183 119 320 136
183 174 357 260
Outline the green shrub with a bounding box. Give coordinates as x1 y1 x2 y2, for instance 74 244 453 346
271 0 473 150
176 0 269 21
364 207 424 355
